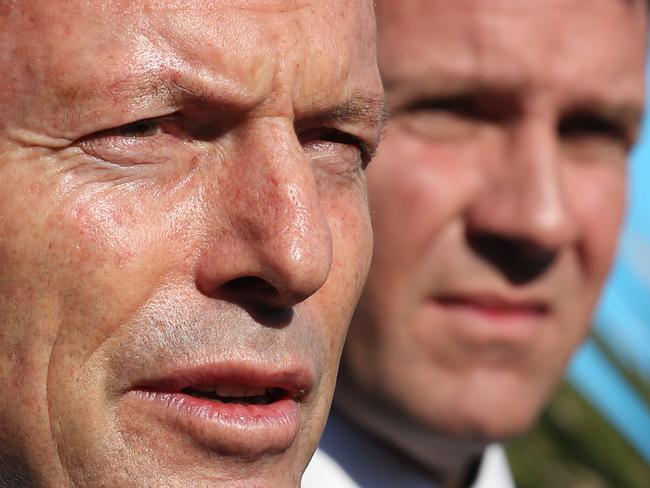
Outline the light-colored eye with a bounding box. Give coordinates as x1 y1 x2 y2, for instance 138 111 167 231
76 115 187 168
301 128 370 170
559 113 631 164
119 119 161 138
396 94 510 143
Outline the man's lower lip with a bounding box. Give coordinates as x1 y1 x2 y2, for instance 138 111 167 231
429 299 548 343
124 389 300 457
444 302 543 321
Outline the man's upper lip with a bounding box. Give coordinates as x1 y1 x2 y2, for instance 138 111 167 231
433 291 550 314
132 361 314 399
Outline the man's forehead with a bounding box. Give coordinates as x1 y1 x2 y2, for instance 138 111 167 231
1 0 382 139
378 0 647 66
379 0 646 105
3 0 375 67
7 0 310 15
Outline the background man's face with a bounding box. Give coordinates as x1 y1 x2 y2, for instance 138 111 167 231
0 0 382 486
343 0 647 440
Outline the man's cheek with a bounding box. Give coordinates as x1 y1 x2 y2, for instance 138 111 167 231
568 167 625 274
334 240 372 316
36 196 171 352
326 219 372 354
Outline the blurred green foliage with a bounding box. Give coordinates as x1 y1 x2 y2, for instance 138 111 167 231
506 331 650 488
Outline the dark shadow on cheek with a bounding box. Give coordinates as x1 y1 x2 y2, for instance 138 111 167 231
0 450 38 488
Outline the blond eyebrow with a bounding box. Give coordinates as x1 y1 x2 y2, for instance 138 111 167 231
319 95 387 123
306 94 389 138
597 102 644 131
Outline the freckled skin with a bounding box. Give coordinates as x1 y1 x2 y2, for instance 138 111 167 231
0 0 382 486
336 0 647 479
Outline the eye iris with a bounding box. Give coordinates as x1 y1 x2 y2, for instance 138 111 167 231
120 119 159 138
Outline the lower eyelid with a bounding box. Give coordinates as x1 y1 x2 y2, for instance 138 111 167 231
304 140 341 155
77 135 179 167
304 140 363 165
305 140 361 157
80 132 171 151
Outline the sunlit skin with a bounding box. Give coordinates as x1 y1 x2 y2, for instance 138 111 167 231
0 1 383 486
337 0 647 480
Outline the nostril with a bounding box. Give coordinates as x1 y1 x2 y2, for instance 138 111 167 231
467 231 557 285
223 276 280 300
219 276 294 328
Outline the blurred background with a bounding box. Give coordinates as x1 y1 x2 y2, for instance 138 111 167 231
506 63 650 487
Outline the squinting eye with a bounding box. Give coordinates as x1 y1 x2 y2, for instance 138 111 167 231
119 119 161 138
559 114 628 144
76 115 183 168
300 128 371 174
557 113 633 164
317 129 370 166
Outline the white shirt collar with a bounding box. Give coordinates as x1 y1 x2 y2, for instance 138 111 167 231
303 409 515 488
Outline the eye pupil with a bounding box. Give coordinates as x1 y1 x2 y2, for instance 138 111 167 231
119 119 159 138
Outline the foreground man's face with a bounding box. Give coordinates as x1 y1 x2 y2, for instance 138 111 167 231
343 0 646 439
0 1 382 486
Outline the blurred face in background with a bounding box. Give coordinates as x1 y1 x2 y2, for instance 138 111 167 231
0 0 382 486
342 0 647 441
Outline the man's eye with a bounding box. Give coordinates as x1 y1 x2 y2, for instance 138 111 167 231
559 114 628 143
76 116 183 167
408 94 512 123
302 128 371 170
393 93 512 143
559 113 632 162
322 129 370 163
118 119 161 138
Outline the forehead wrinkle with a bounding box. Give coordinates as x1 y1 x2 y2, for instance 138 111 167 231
139 4 325 117
102 63 270 117
106 68 387 136
220 0 310 14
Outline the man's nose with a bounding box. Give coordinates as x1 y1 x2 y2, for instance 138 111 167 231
465 119 578 283
195 120 333 310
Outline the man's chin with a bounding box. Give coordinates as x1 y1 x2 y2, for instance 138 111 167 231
425 394 549 443
53 403 311 487
62 442 305 488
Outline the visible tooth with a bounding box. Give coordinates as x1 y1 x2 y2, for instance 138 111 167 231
243 386 267 397
215 385 253 397
215 385 240 397
190 384 272 398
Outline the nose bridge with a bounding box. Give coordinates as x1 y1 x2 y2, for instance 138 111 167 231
199 118 333 305
469 115 577 249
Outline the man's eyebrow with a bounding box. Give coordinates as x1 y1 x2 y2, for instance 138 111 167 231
564 100 645 137
309 95 388 131
597 102 644 130
385 73 645 132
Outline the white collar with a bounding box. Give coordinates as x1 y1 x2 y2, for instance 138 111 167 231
303 409 515 488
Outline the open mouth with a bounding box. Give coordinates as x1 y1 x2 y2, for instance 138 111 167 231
179 385 289 405
124 384 302 457
121 364 313 457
